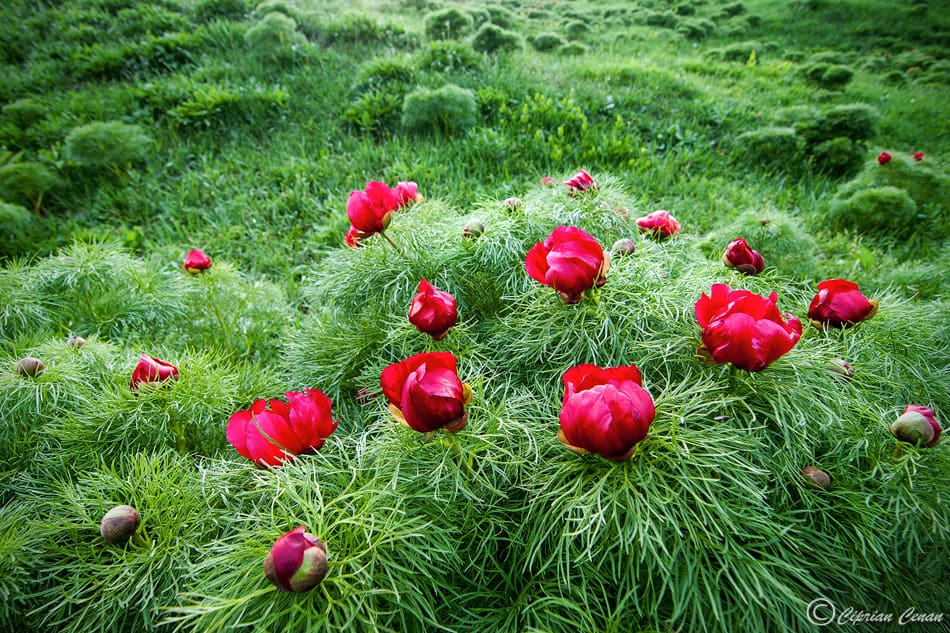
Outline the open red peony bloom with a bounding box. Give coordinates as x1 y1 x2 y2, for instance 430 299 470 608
394 181 422 207
346 181 399 237
558 364 655 461
695 284 802 372
877 151 892 165
183 248 212 273
226 389 337 467
807 279 878 329
264 526 328 592
636 210 681 238
408 279 457 340
380 352 470 433
563 168 596 192
722 238 765 275
525 225 609 303
130 353 179 392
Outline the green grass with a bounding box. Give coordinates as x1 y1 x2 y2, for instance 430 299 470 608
1 0 948 631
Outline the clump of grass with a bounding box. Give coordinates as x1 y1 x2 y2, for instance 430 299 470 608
470 23 523 55
62 121 152 179
402 83 478 135
0 161 60 213
424 7 473 41
0 201 34 259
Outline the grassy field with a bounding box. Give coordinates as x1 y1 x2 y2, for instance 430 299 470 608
1 0 948 631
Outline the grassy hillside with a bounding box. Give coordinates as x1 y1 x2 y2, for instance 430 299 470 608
1 1 948 632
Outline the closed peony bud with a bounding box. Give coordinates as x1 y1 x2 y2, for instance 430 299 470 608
264 526 328 592
611 238 635 256
100 505 141 545
890 405 942 447
721 238 765 275
463 220 485 239
877 151 892 165
68 335 86 348
913 151 924 162
15 356 44 377
183 249 212 273
827 358 854 380
504 197 523 211
636 210 681 238
563 168 596 192
130 353 179 393
801 467 830 489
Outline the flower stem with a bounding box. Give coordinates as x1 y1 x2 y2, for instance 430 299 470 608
380 231 406 256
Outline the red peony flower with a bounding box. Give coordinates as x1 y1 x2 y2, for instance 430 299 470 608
226 389 337 467
541 176 557 186
558 364 655 461
525 225 609 303
346 181 399 237
722 238 765 275
394 181 423 207
408 279 457 340
380 352 470 433
183 249 212 273
264 526 328 592
890 405 942 448
563 168 596 192
344 226 362 248
636 210 681 238
877 151 892 165
130 353 179 392
807 279 878 329
695 284 802 372
913 151 924 162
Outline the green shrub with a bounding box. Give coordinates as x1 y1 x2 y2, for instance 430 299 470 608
564 20 592 39
529 32 566 52
62 121 151 173
0 201 33 259
310 13 410 47
466 7 491 28
243 11 307 58
2 99 47 128
424 7 474 40
167 83 288 128
645 11 678 29
801 62 854 89
810 136 864 177
351 56 417 95
402 83 478 135
417 40 481 73
673 3 696 16
0 162 60 212
821 103 879 141
249 0 300 21
341 91 405 135
827 185 918 237
470 23 523 54
113 5 190 38
193 0 249 23
486 6 519 29
706 40 760 63
559 41 589 56
676 18 715 41
735 127 804 167
719 2 746 17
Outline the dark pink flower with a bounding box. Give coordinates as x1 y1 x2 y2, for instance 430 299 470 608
183 249 212 273
346 181 399 237
807 279 878 329
563 169 596 192
408 279 457 340
558 364 655 460
890 405 942 447
636 210 681 238
525 225 609 303
380 352 470 433
264 526 328 592
394 181 423 207
695 284 802 372
722 238 765 275
913 151 924 162
226 389 337 467
877 151 892 165
130 353 179 392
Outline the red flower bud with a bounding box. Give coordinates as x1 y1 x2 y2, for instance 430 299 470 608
100 505 140 545
394 181 423 207
15 356 44 377
877 151 892 165
68 335 86 348
408 279 458 340
380 352 470 433
463 220 485 239
504 196 523 210
827 358 854 380
913 151 924 162
130 353 179 393
721 238 765 275
226 389 337 467
264 526 328 592
183 249 212 273
525 225 609 303
636 210 681 238
695 284 802 371
611 238 635 256
807 279 878 329
541 176 557 186
890 405 942 447
800 466 830 489
557 364 655 461
563 168 596 192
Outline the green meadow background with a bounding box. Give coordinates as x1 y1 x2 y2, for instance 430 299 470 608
1 0 948 632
